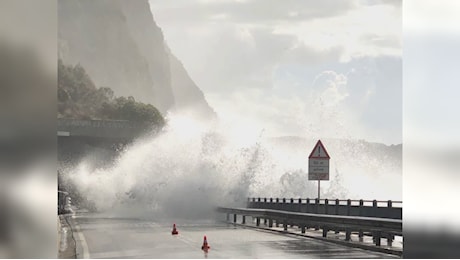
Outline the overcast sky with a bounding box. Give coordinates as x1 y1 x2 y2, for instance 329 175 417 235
149 0 402 145
404 0 460 148
403 0 460 231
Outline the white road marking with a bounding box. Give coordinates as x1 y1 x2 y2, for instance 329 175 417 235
72 215 90 258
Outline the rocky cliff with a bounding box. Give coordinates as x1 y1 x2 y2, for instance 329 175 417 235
58 0 215 118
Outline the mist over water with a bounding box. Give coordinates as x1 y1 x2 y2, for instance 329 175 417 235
62 112 401 220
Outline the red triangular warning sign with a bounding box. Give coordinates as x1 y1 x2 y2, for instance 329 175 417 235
308 140 330 159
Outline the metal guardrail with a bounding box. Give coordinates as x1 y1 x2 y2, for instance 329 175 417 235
217 207 402 247
248 197 402 207
247 197 402 220
57 118 150 139
57 118 140 129
217 207 401 231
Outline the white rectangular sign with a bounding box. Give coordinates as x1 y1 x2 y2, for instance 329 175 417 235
308 158 329 180
57 131 70 137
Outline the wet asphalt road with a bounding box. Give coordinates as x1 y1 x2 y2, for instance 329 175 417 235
70 212 398 259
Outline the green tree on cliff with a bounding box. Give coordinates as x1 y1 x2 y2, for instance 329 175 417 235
58 59 164 126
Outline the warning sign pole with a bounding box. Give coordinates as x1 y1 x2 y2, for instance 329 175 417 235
318 180 320 200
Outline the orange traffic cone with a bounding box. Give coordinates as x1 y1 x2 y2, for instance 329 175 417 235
201 235 210 251
171 223 179 235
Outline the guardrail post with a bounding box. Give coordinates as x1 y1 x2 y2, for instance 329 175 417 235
322 227 328 238
387 233 394 247
258 197 261 202
345 229 351 241
347 199 351 215
376 232 381 246
373 231 381 246
388 200 392 208
264 197 267 202
256 217 260 226
359 199 364 216
276 198 279 203
325 199 329 214
301 225 306 234
283 222 288 231
233 214 237 223
334 199 340 234
373 200 378 217
282 198 286 203
268 219 273 228
264 218 267 225
270 198 273 203
242 215 246 224
335 199 339 215
359 230 364 242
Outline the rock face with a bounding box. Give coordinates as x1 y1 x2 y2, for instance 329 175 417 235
58 0 215 117
169 52 218 120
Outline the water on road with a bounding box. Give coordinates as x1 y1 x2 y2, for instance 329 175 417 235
70 211 398 259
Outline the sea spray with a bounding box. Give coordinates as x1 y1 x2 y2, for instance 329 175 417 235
61 112 401 219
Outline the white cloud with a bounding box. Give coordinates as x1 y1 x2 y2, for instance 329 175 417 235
152 0 400 92
313 71 349 106
273 4 401 61
149 0 402 144
404 0 460 34
150 0 359 25
204 68 386 143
